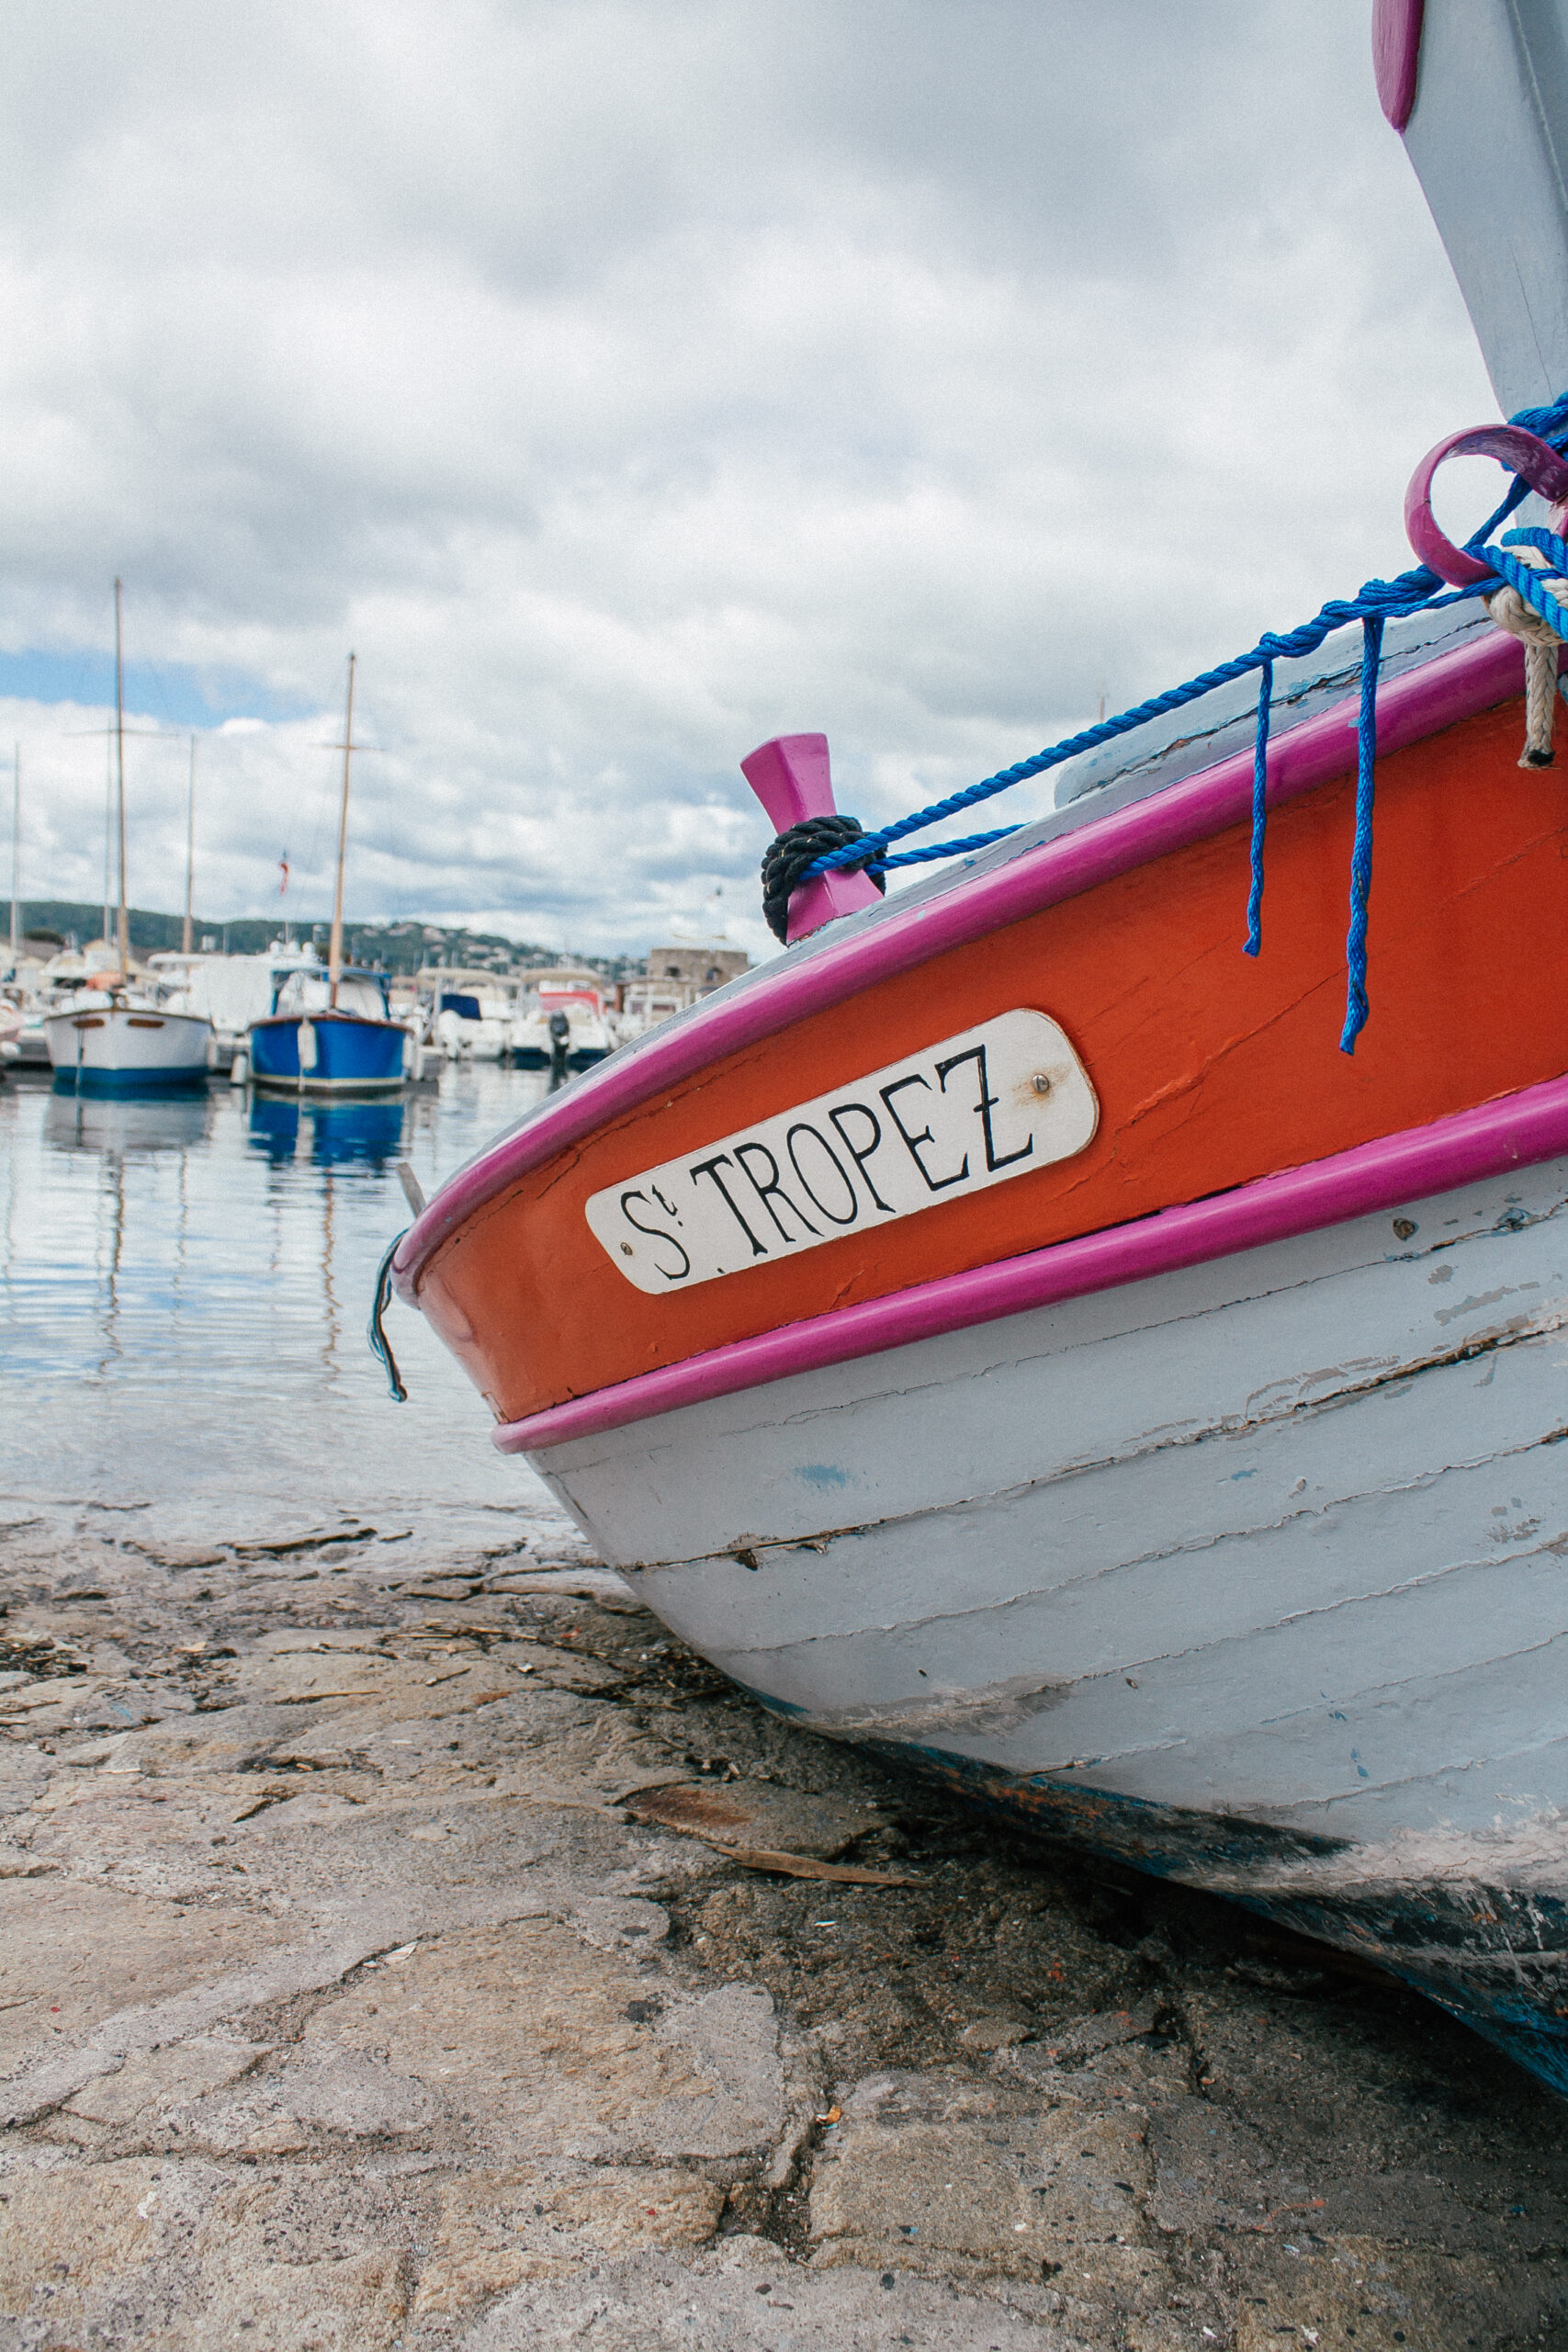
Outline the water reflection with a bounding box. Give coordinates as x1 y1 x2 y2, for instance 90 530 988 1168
1 1061 550 1530
46 1087 213 1157
248 1096 408 1167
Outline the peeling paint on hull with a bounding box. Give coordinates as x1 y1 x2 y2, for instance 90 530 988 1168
529 1152 1568 2092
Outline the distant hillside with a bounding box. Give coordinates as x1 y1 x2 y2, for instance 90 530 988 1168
3 900 639 981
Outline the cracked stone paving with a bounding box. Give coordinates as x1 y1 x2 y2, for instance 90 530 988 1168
2 1505 1566 2350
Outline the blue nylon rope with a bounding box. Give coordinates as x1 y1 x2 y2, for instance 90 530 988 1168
1492 532 1568 635
1244 658 1273 957
805 569 1471 883
1505 524 1568 573
802 384 1568 889
859 824 1019 872
850 573 1467 881
1338 616 1384 1057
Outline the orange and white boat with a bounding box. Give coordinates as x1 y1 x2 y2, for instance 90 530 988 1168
378 3 1568 2089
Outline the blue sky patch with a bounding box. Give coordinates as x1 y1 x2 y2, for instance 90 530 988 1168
0 649 316 729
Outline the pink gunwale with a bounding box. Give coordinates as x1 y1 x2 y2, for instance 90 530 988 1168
1372 0 1426 131
393 621 1524 1305
493 1074 1568 1453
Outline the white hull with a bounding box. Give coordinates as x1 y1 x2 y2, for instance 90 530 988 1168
45 1004 212 1084
530 1155 1568 2074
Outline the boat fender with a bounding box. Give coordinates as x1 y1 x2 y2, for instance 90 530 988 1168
229 1048 248 1088
298 1019 317 1073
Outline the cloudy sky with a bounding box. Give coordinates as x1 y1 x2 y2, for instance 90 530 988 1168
1 0 1496 962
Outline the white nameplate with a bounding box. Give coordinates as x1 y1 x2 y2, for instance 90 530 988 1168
585 1007 1098 1294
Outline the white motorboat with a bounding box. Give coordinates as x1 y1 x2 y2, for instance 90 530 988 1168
429 971 520 1060
511 967 614 1069
46 986 211 1091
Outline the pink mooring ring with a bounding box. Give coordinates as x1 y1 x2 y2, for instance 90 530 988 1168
1404 424 1568 586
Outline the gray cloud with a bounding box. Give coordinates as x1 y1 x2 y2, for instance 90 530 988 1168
0 1 1496 959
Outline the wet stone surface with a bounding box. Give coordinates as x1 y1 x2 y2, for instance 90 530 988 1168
2 1510 1567 2349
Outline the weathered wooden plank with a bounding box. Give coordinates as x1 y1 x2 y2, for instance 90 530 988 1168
609 1334 1562 1665
704 1416 1568 1720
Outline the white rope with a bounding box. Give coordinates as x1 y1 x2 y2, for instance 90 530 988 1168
1486 543 1565 767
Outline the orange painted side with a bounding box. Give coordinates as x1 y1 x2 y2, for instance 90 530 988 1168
419 695 1568 1422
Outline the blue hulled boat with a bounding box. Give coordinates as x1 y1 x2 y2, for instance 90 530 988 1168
248 653 410 1098
249 966 407 1095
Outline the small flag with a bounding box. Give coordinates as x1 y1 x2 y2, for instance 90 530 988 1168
278 851 290 896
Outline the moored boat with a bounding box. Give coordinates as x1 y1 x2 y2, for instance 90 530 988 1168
46 988 211 1092
510 968 613 1069
45 583 214 1092
247 656 410 1098
6 948 96 1067
249 964 408 1095
429 971 520 1061
378 4 1568 2091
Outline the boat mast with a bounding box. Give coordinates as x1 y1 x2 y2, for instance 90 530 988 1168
113 578 129 975
8 745 17 972
183 734 197 955
328 652 355 1009
102 732 111 945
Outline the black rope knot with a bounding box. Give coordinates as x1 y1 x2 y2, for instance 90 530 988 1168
760 813 885 943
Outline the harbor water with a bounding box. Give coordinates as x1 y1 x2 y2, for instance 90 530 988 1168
0 1063 553 1553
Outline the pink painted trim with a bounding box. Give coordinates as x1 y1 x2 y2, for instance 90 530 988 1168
742 733 883 940
394 622 1523 1301
1372 0 1425 130
493 1075 1568 1453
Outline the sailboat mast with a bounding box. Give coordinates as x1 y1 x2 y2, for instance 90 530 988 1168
9 745 17 971
183 734 197 956
102 732 111 945
113 578 129 974
328 652 355 1008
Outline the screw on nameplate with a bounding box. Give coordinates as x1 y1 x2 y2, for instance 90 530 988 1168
741 733 883 944
1031 1072 1053 1095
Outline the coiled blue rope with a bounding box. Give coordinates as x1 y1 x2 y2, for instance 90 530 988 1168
800 386 1568 1048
